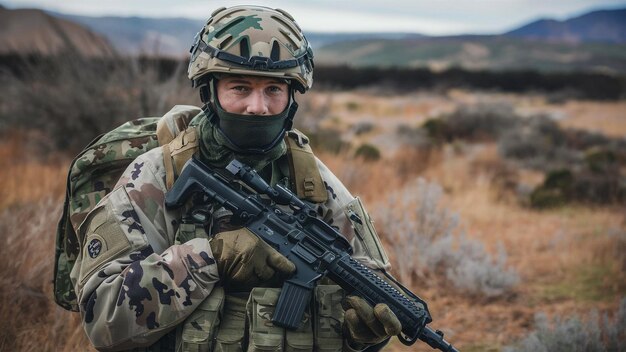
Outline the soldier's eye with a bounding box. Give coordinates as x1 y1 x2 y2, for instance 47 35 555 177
267 85 284 94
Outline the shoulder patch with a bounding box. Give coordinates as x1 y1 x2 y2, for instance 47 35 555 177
87 238 103 259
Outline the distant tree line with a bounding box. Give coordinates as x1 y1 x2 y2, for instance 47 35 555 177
1 54 624 100
314 65 626 100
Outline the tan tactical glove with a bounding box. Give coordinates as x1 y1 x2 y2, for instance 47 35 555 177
343 295 402 350
209 227 296 292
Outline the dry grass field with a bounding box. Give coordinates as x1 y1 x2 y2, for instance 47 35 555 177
0 89 624 351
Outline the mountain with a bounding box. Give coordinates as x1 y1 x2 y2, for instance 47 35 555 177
314 9 626 73
505 8 626 43
0 7 116 57
52 12 204 57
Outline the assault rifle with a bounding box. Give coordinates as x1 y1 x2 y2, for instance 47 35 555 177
165 156 459 351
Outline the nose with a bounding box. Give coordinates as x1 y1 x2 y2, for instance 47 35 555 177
245 90 269 115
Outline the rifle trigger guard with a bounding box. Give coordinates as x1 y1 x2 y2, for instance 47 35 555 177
397 331 419 346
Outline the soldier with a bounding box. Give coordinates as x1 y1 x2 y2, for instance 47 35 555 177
70 5 402 352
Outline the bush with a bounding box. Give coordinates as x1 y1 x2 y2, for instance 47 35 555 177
354 143 381 161
498 115 576 169
346 101 360 111
421 118 451 143
530 186 569 208
442 103 518 142
504 297 626 352
0 53 197 154
530 167 625 207
374 178 519 297
352 121 374 136
305 128 349 154
585 147 618 174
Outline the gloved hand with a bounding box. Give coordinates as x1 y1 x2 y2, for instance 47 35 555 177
343 295 402 350
209 227 296 291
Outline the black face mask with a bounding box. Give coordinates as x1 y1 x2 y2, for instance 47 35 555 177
213 101 290 153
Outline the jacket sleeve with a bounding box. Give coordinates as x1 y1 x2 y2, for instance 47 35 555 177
314 158 392 272
69 148 219 351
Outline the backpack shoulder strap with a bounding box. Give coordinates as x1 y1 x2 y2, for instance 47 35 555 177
163 127 200 190
156 105 202 145
162 127 327 203
285 129 328 203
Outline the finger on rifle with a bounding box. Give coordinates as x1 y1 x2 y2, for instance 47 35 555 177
254 263 276 282
267 250 296 276
373 303 402 335
345 296 387 337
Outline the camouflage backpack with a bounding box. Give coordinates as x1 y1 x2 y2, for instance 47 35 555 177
53 105 201 311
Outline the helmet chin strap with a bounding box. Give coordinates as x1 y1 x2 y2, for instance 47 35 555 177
198 76 298 154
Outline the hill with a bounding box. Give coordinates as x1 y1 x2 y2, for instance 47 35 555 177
53 13 204 57
506 8 626 43
0 7 115 57
314 35 626 73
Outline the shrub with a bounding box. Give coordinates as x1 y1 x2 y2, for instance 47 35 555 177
305 128 349 154
530 186 569 208
0 53 197 154
421 118 450 143
530 167 625 207
396 124 435 149
374 178 519 297
442 103 518 142
585 147 618 174
352 121 374 135
346 101 360 111
445 242 520 297
498 115 576 170
503 297 626 352
354 143 381 161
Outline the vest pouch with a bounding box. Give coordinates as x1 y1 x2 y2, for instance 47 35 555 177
284 297 314 352
313 285 345 352
285 320 314 352
246 288 285 351
180 286 225 352
214 294 248 352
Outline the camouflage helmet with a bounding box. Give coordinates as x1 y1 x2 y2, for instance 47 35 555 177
188 5 314 93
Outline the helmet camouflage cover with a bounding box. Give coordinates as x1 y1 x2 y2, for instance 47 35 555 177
188 5 314 93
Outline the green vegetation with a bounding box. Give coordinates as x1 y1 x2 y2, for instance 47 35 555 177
539 264 619 303
354 143 381 161
305 128 348 154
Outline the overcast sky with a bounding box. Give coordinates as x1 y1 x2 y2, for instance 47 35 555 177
3 0 626 35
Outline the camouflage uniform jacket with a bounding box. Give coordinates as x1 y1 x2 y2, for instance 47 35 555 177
70 143 391 351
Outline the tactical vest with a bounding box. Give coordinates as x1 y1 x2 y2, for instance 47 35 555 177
159 117 347 351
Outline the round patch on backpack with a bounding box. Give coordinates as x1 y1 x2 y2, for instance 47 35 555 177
88 239 103 258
